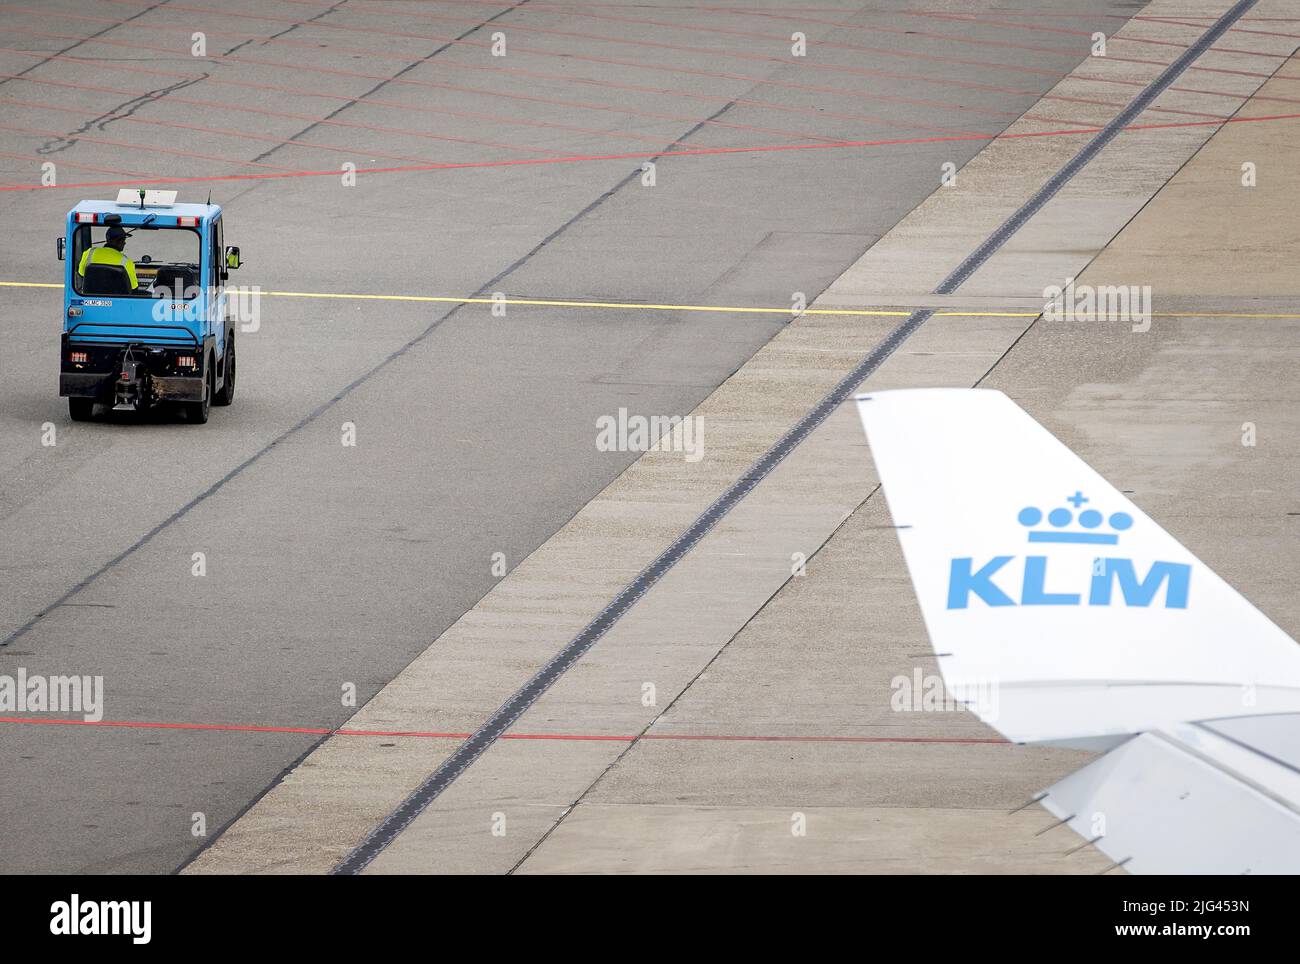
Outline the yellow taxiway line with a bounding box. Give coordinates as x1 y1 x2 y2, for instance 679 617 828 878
4 281 1299 319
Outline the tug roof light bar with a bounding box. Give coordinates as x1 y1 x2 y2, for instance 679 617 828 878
115 188 178 207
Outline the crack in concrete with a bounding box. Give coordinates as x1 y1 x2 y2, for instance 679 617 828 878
0 0 173 91
223 0 351 57
248 1 529 165
36 73 209 155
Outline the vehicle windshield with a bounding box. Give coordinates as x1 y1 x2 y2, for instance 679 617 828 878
72 223 201 298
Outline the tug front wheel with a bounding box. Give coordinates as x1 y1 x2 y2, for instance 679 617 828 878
185 364 212 424
213 336 235 407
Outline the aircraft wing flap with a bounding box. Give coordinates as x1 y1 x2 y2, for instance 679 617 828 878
1042 724 1300 874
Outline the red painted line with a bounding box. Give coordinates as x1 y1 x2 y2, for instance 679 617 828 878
262 0 1283 81
117 0 1100 83
915 7 1300 50
281 1 1282 19
0 15 1226 134
198 7 987 141
1069 71 1294 102
483 37 1300 116
0 148 156 179
0 93 489 171
0 716 332 736
0 121 307 172
2 31 602 156
1111 79 1300 107
472 2 1287 19
420 69 998 137
258 1 1074 14
639 733 1007 745
0 716 1008 745
907 8 1297 59
333 2 1124 16
0 135 978 194
55 0 1060 90
1 26 990 144
4 110 1297 195
295 0 1280 83
1137 14 1300 41
424 0 1291 63
0 75 715 159
773 6 1284 60
335 727 471 739
294 0 1086 65
238 16 1278 120
0 48 1084 153
439 58 1083 127
0 37 999 144
33 0 1269 111
392 58 1104 130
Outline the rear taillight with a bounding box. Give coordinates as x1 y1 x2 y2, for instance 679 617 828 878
175 355 197 369
69 351 89 364
74 212 97 224
176 216 199 227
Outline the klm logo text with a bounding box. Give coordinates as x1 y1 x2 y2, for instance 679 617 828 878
947 556 1190 609
947 492 1191 609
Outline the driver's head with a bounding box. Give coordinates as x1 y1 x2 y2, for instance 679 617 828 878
105 225 127 251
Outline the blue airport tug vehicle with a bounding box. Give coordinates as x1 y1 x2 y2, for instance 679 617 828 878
57 188 241 423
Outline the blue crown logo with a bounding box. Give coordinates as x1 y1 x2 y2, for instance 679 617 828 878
1016 491 1132 545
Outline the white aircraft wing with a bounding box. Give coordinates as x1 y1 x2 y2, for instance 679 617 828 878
855 388 1300 873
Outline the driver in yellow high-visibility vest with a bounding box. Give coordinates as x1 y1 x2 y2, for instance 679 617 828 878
78 224 139 289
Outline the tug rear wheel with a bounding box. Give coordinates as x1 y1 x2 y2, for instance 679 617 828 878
68 397 94 422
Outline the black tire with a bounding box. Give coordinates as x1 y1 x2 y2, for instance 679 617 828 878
185 363 211 424
213 336 235 406
68 397 94 422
